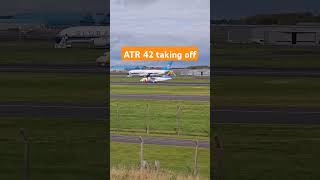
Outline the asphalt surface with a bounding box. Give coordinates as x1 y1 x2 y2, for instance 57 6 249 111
0 64 107 73
111 94 210 101
111 134 209 148
215 67 320 77
2 63 320 76
111 81 209 86
1 102 320 124
0 102 107 119
213 106 320 124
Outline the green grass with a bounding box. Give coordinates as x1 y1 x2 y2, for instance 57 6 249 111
0 117 107 180
214 76 320 107
110 99 210 136
0 72 107 104
112 75 320 108
0 40 106 64
111 84 209 96
213 123 320 180
213 44 320 68
2 72 320 108
111 142 210 177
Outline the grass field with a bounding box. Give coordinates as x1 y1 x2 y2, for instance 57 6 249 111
0 72 209 104
0 41 105 64
110 73 210 177
4 72 319 108
213 123 320 180
0 117 107 180
214 76 320 107
0 72 107 104
111 168 209 180
111 84 209 96
111 142 210 177
213 44 320 68
111 75 320 108
4 40 320 179
110 99 210 137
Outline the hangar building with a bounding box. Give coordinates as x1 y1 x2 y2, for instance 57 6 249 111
175 69 210 76
212 24 320 46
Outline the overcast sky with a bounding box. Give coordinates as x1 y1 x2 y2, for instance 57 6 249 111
110 0 210 67
212 0 320 19
1 0 320 18
0 0 108 15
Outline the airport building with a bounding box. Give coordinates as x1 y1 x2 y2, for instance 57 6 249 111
212 24 320 46
175 69 210 76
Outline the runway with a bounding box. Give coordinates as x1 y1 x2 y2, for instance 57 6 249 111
1 102 320 124
111 81 209 86
215 67 320 77
0 102 107 119
0 64 107 73
213 106 320 124
111 94 210 101
2 63 320 77
111 134 209 148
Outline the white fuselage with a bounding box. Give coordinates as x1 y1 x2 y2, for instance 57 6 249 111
128 69 169 77
55 26 109 48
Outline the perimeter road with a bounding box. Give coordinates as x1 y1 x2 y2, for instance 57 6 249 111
111 134 209 148
214 107 320 124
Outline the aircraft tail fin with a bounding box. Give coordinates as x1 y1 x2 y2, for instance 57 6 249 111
162 61 173 70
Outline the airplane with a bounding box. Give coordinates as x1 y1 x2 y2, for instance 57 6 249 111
127 61 174 77
140 74 174 83
127 61 176 83
55 26 109 48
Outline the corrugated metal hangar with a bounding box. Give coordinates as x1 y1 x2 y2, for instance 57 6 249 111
212 24 320 46
175 69 210 76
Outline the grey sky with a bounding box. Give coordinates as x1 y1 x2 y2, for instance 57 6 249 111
212 0 320 19
0 0 108 15
110 0 210 67
3 0 319 18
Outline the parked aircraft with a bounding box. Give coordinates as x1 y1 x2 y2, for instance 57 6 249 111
55 26 109 48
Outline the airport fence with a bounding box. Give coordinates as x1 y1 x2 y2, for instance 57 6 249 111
137 136 202 176
110 101 210 137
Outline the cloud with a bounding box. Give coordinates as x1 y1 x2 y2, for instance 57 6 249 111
111 0 210 67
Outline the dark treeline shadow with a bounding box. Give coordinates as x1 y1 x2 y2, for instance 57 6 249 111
0 1 110 180
211 0 320 179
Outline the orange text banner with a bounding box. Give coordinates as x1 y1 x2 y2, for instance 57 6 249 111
121 46 198 61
